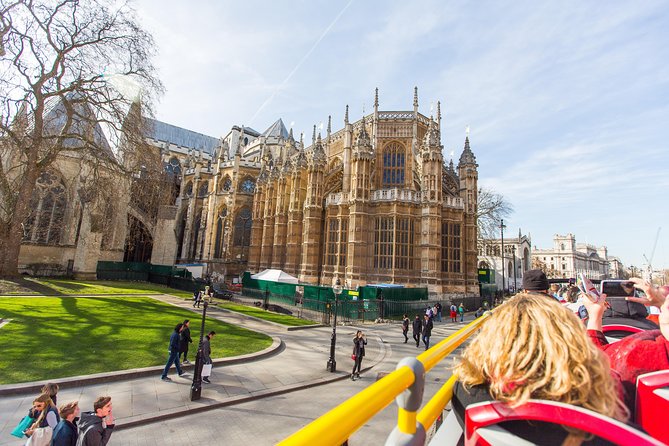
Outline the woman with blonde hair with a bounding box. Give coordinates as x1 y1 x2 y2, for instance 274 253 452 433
24 393 59 438
452 293 628 445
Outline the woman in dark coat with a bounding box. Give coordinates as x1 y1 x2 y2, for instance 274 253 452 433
351 330 367 381
179 319 192 364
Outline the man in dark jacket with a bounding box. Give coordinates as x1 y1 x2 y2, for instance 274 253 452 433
52 401 79 446
161 323 185 380
179 319 193 364
76 397 114 446
412 315 422 348
422 314 434 350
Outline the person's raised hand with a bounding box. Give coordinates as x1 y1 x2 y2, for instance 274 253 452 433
628 277 666 307
658 294 669 342
583 292 607 332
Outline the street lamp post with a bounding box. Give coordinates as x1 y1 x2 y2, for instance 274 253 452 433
190 296 209 401
326 277 342 373
500 219 507 297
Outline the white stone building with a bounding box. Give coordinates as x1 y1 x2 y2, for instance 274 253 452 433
532 233 610 280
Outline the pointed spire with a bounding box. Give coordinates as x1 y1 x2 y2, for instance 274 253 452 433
374 87 379 108
459 131 477 166
413 86 418 108
312 125 316 145
344 104 349 125
437 101 442 124
288 127 294 141
299 131 304 148
519 228 522 239
327 115 332 135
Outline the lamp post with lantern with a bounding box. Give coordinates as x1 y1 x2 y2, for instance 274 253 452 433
326 277 342 372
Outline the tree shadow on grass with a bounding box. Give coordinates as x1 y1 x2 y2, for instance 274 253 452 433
0 278 66 295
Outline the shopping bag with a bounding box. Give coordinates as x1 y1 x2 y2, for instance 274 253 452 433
10 415 33 438
351 354 356 361
25 426 52 446
202 364 213 377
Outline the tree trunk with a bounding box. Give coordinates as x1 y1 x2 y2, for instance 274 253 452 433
0 166 40 278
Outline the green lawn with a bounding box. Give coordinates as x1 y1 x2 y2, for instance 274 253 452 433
0 278 193 298
219 301 316 326
0 296 272 384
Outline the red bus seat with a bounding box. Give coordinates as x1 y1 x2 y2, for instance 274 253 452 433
636 370 669 444
464 400 664 446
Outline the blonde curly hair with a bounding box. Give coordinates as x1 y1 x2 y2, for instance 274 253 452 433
454 293 628 422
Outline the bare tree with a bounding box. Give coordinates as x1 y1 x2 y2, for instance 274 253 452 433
476 186 514 240
0 0 163 276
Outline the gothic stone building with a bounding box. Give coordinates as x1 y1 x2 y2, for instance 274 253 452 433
240 89 480 294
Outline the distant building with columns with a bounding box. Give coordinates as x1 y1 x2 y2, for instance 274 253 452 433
532 233 612 280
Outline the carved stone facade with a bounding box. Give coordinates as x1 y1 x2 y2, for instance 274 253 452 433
247 89 480 294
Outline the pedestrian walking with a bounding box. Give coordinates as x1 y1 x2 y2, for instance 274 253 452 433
426 305 434 319
24 393 59 442
412 315 422 348
401 314 409 343
435 302 442 322
458 303 465 322
351 330 367 380
161 323 186 381
450 303 457 322
422 314 433 350
202 331 216 384
179 319 193 364
76 397 114 446
192 290 201 308
51 401 79 446
41 383 59 406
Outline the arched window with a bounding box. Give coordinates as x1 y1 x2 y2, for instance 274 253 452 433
382 142 405 188
213 207 227 258
183 181 193 197
221 176 232 192
164 157 182 177
23 171 67 245
198 181 209 198
240 177 255 194
233 207 252 247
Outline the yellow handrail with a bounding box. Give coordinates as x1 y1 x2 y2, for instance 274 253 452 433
278 365 415 446
417 374 458 431
279 313 490 445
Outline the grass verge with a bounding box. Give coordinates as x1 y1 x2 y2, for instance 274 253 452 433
0 296 272 384
218 301 316 326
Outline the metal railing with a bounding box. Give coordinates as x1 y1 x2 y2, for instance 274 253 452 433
278 313 490 445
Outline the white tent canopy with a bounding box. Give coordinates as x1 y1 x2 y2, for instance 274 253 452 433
250 269 299 284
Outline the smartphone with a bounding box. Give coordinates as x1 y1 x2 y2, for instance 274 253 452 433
600 280 638 298
577 274 601 303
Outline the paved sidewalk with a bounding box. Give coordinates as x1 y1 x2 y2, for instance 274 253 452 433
0 295 386 445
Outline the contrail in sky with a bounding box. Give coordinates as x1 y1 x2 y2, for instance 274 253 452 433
248 0 355 126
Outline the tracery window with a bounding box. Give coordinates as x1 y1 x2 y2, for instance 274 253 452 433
23 171 67 245
233 207 252 247
382 142 405 188
339 218 348 267
326 218 339 266
183 181 193 197
164 157 182 177
240 178 255 194
441 222 461 273
198 181 209 198
374 217 394 269
221 176 232 192
395 217 414 270
213 207 227 258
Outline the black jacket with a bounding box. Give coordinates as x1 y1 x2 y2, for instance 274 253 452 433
51 419 78 446
412 318 422 334
202 336 212 363
179 326 192 349
602 297 658 333
352 337 367 357
423 318 433 336
76 412 114 446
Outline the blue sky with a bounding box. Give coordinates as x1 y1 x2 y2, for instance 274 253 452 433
135 0 669 270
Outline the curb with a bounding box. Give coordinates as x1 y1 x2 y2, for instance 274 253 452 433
0 337 284 397
115 333 388 430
